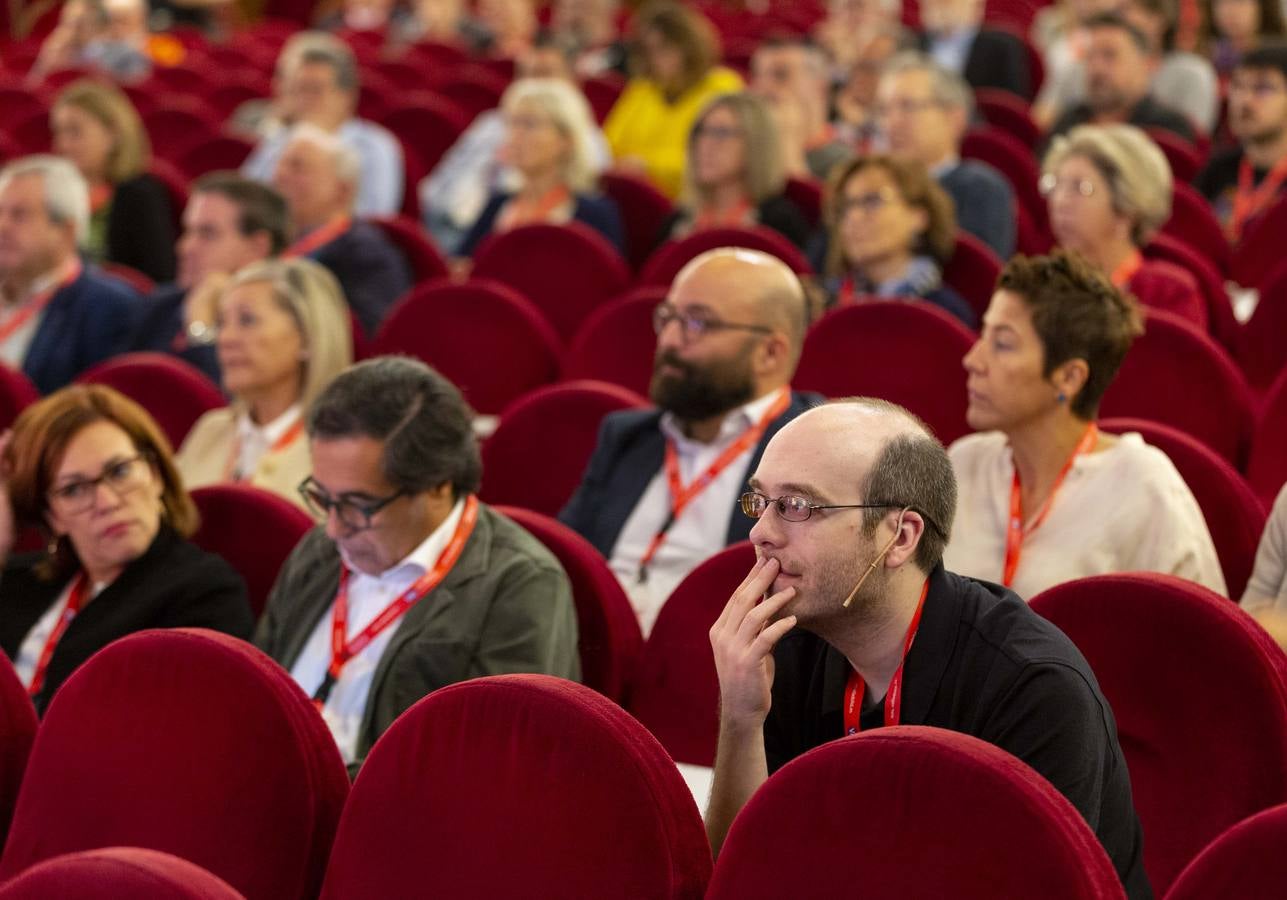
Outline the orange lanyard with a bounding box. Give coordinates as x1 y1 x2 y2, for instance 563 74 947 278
223 414 306 481
28 574 91 698
694 198 752 231
1230 153 1287 241
497 185 572 231
286 215 351 258
843 578 929 735
312 495 479 708
836 276 867 307
0 259 82 345
1108 250 1143 289
636 388 791 583
1002 423 1098 588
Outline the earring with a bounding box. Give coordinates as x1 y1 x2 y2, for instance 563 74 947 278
1057 392 1067 404
46 534 60 557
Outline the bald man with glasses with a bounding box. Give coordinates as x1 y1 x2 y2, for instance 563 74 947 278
560 248 818 636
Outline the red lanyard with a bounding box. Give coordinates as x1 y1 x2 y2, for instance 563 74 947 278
312 495 479 708
223 414 306 481
694 198 752 231
0 259 82 345
1002 423 1098 588
1108 250 1143 289
636 388 791 582
28 574 91 697
285 215 351 258
1230 153 1287 240
843 578 929 735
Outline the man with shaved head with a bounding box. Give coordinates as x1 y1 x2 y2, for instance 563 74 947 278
560 248 817 635
706 399 1150 899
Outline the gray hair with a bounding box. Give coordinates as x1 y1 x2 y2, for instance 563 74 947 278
1042 123 1173 246
307 356 482 499
282 123 361 189
0 155 90 245
277 31 359 92
881 51 975 118
500 78 603 193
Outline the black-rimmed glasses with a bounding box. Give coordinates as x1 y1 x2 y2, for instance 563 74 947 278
740 491 904 523
48 455 153 514
298 477 406 531
652 304 772 342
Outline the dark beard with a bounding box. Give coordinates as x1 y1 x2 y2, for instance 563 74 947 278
649 350 757 421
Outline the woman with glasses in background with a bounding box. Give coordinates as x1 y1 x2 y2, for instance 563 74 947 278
944 251 1224 600
0 385 252 714
176 258 352 516
1042 123 1207 329
820 155 977 328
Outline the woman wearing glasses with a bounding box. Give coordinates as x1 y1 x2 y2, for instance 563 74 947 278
0 385 252 713
1042 124 1206 329
943 252 1224 600
176 258 353 516
820 155 977 328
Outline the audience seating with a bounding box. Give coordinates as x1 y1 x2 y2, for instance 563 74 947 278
638 226 812 287
0 629 350 900
783 176 822 229
1165 804 1287 900
1163 182 1231 277
1246 366 1287 506
101 261 156 296
372 279 561 415
435 75 506 123
1029 573 1287 894
1144 233 1240 353
974 87 1040 148
1100 417 1266 600
943 232 1002 321
492 507 645 703
961 126 1049 238
582 74 625 124
1146 127 1203 183
189 485 315 620
1098 309 1255 468
143 108 218 164
599 171 678 271
75 353 227 451
0 655 36 851
1236 259 1287 394
562 287 664 398
472 222 633 341
793 301 974 445
706 726 1127 899
0 847 246 899
367 215 449 284
627 541 757 766
481 379 648 516
320 675 712 899
174 135 255 182
8 110 50 156
0 363 40 431
376 96 471 177
1232 192 1287 288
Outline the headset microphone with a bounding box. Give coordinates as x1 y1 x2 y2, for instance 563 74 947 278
842 508 909 609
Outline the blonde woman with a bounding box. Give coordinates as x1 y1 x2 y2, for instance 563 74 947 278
457 78 623 256
655 91 811 250
51 79 176 282
176 258 353 513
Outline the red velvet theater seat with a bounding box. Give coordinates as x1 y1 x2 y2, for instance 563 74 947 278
1165 804 1287 900
562 287 665 398
706 726 1127 899
0 847 246 899
942 231 1002 322
0 363 39 431
321 674 711 899
637 226 812 288
75 353 226 451
0 630 349 900
793 300 974 445
627 541 757 766
1030 574 1287 894
0 654 36 850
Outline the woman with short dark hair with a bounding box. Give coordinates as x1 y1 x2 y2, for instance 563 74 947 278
944 252 1224 599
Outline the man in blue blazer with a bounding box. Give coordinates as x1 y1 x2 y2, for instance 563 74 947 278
0 155 139 394
560 248 818 635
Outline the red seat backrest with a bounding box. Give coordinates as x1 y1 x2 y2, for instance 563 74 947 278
1232 192 1287 288
1236 258 1287 394
75 353 227 451
943 231 1002 321
320 675 711 899
0 847 245 899
638 227 812 288
1166 804 1287 900
974 87 1040 148
1030 573 1287 893
0 363 40 431
562 287 664 397
1162 181 1232 276
961 126 1049 233
367 215 449 284
0 655 36 853
707 726 1125 899
1144 232 1240 353
598 171 676 271
1246 365 1287 506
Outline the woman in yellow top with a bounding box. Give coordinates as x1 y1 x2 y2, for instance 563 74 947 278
603 0 744 199
175 258 352 515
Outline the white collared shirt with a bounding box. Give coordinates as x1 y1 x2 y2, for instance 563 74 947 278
13 578 106 689
0 262 73 368
290 496 466 764
609 389 786 636
233 403 302 481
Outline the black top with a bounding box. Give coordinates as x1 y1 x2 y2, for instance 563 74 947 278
0 525 252 714
129 283 222 384
310 221 414 340
107 174 177 284
765 565 1152 900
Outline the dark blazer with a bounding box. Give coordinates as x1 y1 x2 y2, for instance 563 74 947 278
559 391 820 559
0 525 252 714
919 27 1032 99
655 195 813 252
128 283 221 384
106 174 177 284
457 191 627 257
23 265 140 394
938 160 1016 259
309 221 413 340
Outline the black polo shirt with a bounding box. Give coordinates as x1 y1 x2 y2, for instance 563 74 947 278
765 565 1152 900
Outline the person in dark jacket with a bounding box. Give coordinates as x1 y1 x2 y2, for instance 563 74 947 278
0 385 252 715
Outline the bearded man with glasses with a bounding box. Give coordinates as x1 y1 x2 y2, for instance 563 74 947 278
705 398 1151 900
560 248 818 636
256 356 579 772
